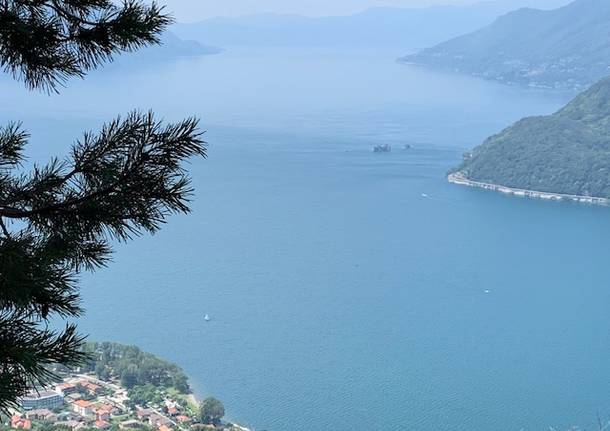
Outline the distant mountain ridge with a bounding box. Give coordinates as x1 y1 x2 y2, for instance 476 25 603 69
106 30 221 71
134 31 222 60
402 0 610 90
453 76 610 199
174 0 570 51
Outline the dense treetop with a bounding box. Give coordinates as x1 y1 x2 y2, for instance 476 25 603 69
82 342 191 393
199 397 225 426
454 76 610 198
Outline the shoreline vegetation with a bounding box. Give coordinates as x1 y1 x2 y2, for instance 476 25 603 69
448 172 610 206
184 393 249 431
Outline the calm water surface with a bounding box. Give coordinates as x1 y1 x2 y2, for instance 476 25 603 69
3 48 606 431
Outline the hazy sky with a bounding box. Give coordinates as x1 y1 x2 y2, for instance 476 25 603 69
162 0 562 21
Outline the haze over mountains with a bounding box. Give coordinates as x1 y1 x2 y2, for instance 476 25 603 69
173 0 569 50
162 0 562 21
127 31 221 62
403 0 610 90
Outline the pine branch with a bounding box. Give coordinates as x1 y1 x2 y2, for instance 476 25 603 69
0 0 173 91
0 112 206 240
0 0 207 415
0 315 89 413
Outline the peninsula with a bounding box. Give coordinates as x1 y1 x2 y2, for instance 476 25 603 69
449 75 610 204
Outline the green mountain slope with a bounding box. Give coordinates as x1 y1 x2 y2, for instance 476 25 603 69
454 76 610 198
402 0 610 90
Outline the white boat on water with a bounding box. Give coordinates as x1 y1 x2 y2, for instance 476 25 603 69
421 193 428 198
204 314 211 321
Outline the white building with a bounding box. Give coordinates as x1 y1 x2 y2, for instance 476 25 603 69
20 391 64 411
72 400 94 417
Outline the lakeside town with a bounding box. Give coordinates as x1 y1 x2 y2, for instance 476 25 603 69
2 343 247 431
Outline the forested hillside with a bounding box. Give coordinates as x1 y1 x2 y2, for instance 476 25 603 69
403 0 610 90
453 76 610 198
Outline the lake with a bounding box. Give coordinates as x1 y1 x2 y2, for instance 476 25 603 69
4 47 608 431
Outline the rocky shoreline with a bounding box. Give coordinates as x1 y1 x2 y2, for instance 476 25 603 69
448 172 610 206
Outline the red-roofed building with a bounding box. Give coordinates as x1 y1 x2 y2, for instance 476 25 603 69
96 411 110 421
72 400 93 416
94 421 111 430
136 409 152 420
11 415 32 430
175 415 190 424
73 380 102 396
97 404 115 412
56 383 78 396
83 382 102 395
94 404 115 421
148 413 171 427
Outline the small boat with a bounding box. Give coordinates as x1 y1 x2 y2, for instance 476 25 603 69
204 314 211 321
421 193 428 198
484 290 491 294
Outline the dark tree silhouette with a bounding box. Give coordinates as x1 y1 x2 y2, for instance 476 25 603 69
0 0 206 411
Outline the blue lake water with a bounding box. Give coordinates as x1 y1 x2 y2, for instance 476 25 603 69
3 47 608 431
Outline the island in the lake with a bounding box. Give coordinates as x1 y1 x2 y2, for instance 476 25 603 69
4 342 248 431
448 74 610 205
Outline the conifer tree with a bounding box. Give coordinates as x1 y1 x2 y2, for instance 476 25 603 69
0 0 206 411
